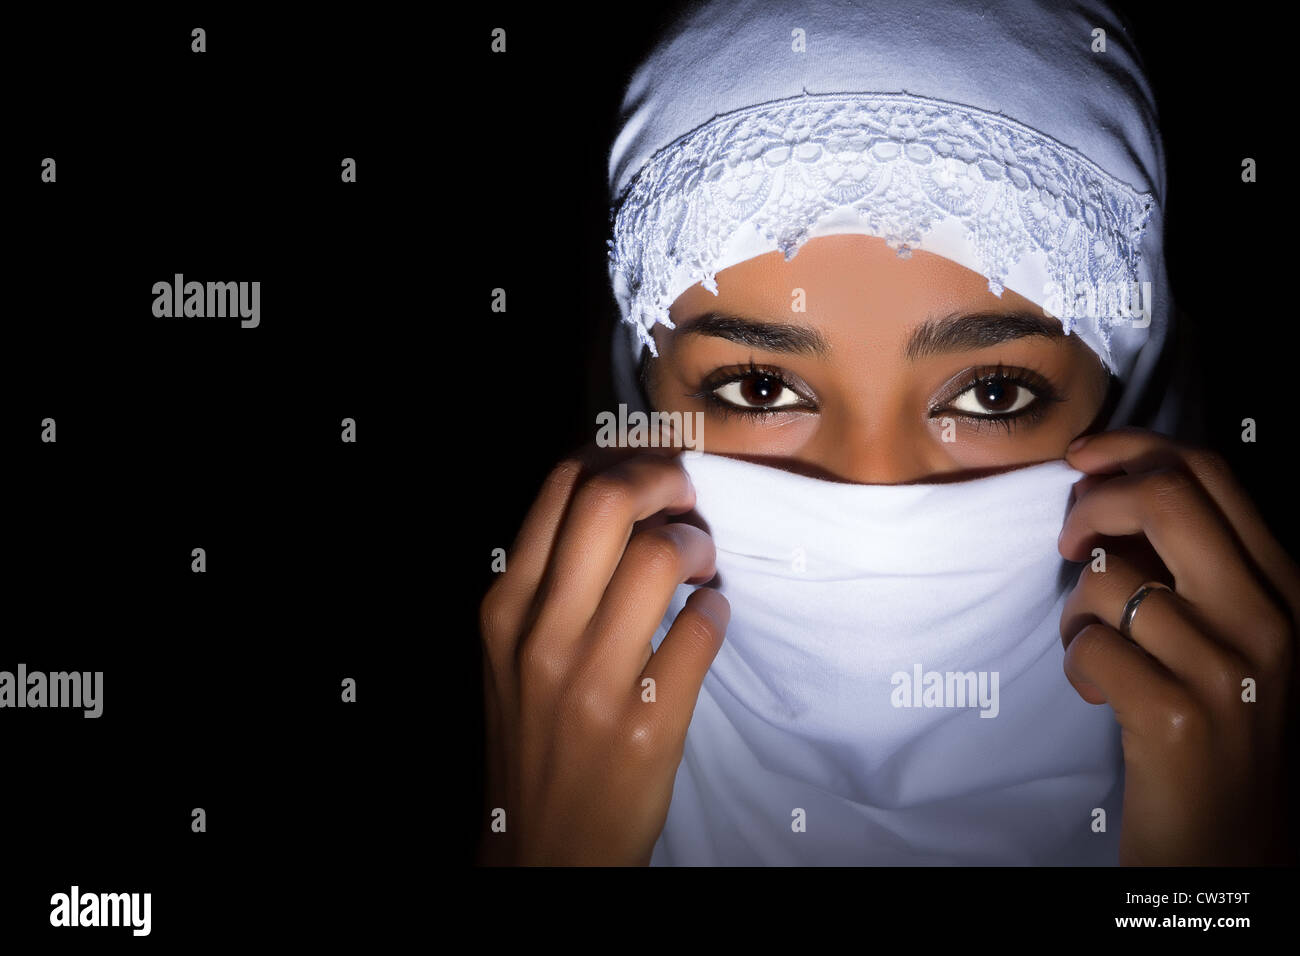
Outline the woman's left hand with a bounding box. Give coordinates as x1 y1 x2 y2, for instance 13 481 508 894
1057 427 1298 865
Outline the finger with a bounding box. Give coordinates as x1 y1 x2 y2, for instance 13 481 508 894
638 587 730 751
1069 471 1110 506
1068 428 1300 621
1059 468 1283 657
1093 533 1170 583
523 453 697 666
576 521 718 694
1059 494 1168 582
1062 623 1183 728
1060 552 1245 699
482 442 635 646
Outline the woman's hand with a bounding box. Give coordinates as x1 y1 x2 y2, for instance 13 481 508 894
1058 427 1299 865
477 445 728 865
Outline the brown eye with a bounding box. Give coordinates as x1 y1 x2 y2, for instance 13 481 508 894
949 377 1035 416
739 372 782 405
712 372 805 410
975 380 1014 411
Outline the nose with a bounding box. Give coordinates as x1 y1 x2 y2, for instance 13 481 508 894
802 408 942 484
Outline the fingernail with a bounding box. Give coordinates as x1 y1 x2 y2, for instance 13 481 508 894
1067 435 1090 452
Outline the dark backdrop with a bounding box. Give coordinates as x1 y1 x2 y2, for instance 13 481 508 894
5 8 424 946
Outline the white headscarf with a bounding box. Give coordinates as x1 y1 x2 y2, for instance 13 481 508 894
607 0 1174 431
603 0 1176 865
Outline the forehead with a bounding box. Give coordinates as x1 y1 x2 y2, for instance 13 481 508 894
667 234 1041 345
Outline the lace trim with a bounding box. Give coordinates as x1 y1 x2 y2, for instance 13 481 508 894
608 91 1155 357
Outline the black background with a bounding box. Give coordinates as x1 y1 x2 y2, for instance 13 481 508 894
5 9 423 947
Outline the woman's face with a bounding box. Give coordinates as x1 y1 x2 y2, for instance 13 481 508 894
645 234 1112 483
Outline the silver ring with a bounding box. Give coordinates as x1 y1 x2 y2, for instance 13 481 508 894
1119 581 1172 641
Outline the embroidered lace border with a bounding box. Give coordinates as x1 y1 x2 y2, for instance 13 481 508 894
608 91 1155 358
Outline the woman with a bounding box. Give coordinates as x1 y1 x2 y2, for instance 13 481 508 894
478 0 1297 865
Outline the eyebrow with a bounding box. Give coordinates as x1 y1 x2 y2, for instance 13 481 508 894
904 310 1064 361
673 311 830 356
672 308 1063 360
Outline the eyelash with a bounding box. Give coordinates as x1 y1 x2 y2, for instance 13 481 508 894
687 362 814 421
687 361 1063 432
929 363 1064 434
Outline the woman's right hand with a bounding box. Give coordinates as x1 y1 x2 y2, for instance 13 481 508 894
477 446 730 865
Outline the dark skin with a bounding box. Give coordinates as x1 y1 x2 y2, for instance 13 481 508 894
642 234 1111 481
480 235 1297 865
